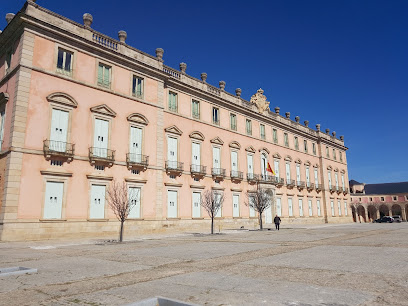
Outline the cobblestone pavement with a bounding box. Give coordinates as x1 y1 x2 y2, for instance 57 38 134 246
1 223 407 305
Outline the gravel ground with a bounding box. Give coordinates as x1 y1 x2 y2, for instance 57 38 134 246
0 222 407 305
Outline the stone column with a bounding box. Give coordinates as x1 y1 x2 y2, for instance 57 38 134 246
401 207 406 221
389 208 393 217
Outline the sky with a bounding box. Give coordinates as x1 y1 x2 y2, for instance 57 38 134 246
1 0 407 184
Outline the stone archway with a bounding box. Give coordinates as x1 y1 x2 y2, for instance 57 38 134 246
392 204 402 217
357 205 367 223
379 204 389 217
367 205 377 222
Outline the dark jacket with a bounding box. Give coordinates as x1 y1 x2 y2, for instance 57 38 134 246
274 216 281 224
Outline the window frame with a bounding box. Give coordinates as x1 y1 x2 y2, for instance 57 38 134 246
273 128 278 144
304 140 308 153
230 113 237 131
132 75 144 99
212 107 220 125
294 136 299 150
97 62 112 89
246 119 252 135
56 47 74 76
168 91 178 113
260 124 265 140
191 99 200 119
284 133 289 147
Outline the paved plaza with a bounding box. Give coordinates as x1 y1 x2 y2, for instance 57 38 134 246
1 223 407 305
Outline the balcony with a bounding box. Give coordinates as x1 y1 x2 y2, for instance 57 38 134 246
336 186 342 194
89 147 115 167
165 161 183 175
259 174 275 184
343 187 349 195
212 168 226 180
286 179 295 188
43 140 75 162
247 173 259 183
315 184 321 192
190 164 206 177
296 180 305 190
272 177 285 187
230 170 243 181
306 182 315 191
126 153 149 170
329 186 336 193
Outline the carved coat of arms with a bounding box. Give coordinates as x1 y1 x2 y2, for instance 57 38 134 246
250 88 270 113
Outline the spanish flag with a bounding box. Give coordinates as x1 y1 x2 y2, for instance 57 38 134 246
266 162 276 176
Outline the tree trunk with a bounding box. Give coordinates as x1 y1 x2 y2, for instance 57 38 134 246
119 220 124 242
211 216 214 234
259 212 263 230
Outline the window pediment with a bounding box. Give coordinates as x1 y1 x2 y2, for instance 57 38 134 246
284 155 292 162
165 125 183 135
47 92 78 108
90 104 116 117
127 113 149 125
229 141 241 150
245 146 256 153
273 153 281 159
327 165 332 170
210 136 224 145
313 163 319 168
295 158 302 164
334 168 339 172
189 131 205 141
0 92 9 105
258 147 270 154
341 169 345 174
304 160 311 166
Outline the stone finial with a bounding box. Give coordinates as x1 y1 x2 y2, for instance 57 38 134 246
219 81 226 91
179 62 187 74
83 13 93 27
295 116 300 123
304 120 309 127
235 88 242 97
316 124 321 131
274 107 280 114
285 112 290 119
6 13 15 24
0 30 2 34
340 135 344 141
201 72 207 82
155 48 164 61
118 30 127 43
332 131 336 137
325 128 330 134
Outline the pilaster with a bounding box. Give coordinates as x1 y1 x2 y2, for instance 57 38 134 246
155 80 165 219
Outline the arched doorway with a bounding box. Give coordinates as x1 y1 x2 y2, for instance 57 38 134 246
392 204 402 217
357 205 366 222
351 206 357 222
379 204 389 217
367 205 377 222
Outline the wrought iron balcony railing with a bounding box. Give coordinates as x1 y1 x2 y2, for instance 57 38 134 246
44 140 75 156
212 168 226 178
286 179 295 187
126 153 149 169
343 187 349 194
165 161 184 172
247 173 259 182
306 182 315 191
329 185 336 193
272 177 285 186
89 147 115 164
259 174 275 184
230 170 243 180
190 164 206 175
315 184 321 192
296 181 306 189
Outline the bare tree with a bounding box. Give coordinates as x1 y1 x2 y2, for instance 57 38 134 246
200 189 225 234
106 180 139 242
245 184 274 230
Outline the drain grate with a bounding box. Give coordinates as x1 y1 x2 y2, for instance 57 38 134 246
0 267 38 277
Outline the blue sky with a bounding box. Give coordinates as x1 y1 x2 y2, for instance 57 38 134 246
1 0 407 183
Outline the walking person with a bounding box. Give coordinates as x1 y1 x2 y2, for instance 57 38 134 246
274 214 281 230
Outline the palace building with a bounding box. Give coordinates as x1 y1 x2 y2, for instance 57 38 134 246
0 1 351 241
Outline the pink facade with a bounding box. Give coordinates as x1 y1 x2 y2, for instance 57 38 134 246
0 2 352 241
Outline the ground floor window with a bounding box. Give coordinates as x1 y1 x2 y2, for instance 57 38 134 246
43 181 64 219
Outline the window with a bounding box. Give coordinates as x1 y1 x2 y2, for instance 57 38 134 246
331 200 334 216
132 75 144 99
393 196 397 201
273 129 278 143
288 198 293 216
369 197 372 201
128 187 141 218
43 181 64 219
344 201 348 216
294 137 299 150
57 48 73 75
299 199 303 217
381 197 384 201
339 152 343 162
276 198 282 216
5 49 12 73
97 63 111 88
317 199 321 216
304 140 308 153
260 124 265 140
49 109 69 152
314 168 319 188
192 100 200 119
285 162 291 181
308 199 312 216
326 146 329 158
333 149 336 160
406 196 408 201
93 118 109 158
328 170 332 188
167 190 178 218
246 119 252 135
233 194 240 217
192 192 201 218
338 200 341 216
212 107 219 125
90 184 106 219
230 113 237 130
312 143 316 155
284 133 289 147
0 109 5 148
129 126 143 163
168 92 178 112
167 136 178 168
